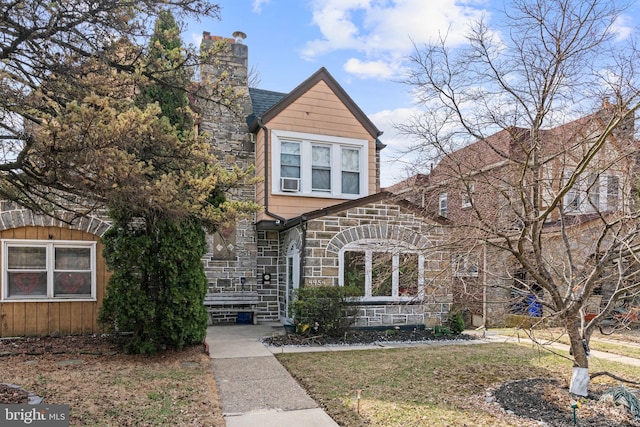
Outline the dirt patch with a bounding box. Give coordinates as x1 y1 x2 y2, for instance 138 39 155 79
0 335 224 426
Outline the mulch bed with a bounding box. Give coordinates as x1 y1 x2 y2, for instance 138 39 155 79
494 378 640 426
0 335 119 357
262 327 475 346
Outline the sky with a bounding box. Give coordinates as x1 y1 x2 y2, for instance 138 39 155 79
182 0 640 187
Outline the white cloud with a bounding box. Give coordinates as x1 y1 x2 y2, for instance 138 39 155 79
612 14 633 41
252 0 271 14
370 107 427 186
343 58 397 79
303 0 488 79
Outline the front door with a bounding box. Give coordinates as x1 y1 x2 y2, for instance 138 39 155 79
284 252 299 319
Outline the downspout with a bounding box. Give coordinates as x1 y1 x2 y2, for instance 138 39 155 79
256 118 287 224
256 118 288 320
299 216 307 289
482 243 487 329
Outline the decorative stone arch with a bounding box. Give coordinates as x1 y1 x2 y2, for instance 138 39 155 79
0 209 112 237
282 226 302 256
326 224 431 256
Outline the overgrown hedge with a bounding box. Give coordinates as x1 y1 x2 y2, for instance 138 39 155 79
99 217 208 354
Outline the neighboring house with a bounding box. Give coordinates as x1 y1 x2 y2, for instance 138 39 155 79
198 33 453 327
390 109 639 326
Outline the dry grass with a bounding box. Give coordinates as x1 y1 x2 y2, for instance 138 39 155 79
1 343 224 426
276 342 640 427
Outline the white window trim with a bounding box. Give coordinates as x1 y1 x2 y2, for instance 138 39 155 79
462 184 474 208
563 169 608 214
439 192 448 217
339 240 425 302
271 130 369 199
1 239 97 302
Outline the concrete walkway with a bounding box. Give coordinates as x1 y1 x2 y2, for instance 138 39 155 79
206 323 340 427
484 330 640 367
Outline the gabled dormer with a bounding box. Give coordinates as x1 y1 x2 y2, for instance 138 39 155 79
247 67 384 226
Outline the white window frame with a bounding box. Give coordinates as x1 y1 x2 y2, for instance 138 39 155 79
339 240 425 302
311 144 332 192
439 192 448 217
271 130 369 199
462 184 474 208
452 253 479 277
563 169 603 214
1 240 97 302
606 175 620 211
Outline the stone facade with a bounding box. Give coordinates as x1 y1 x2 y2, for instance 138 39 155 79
0 201 112 236
198 34 454 327
279 200 452 327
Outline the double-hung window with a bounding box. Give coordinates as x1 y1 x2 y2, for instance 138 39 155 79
272 130 368 198
341 148 360 195
2 240 96 301
563 169 603 214
280 141 301 192
462 184 474 208
439 193 448 217
606 175 620 211
312 145 331 192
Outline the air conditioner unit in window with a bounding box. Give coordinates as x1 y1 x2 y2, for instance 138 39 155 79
280 177 301 192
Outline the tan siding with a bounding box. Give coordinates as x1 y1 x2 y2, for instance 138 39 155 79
258 80 378 221
265 195 349 218
0 226 108 337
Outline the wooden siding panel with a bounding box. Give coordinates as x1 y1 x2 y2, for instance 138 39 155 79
0 302 12 336
49 303 61 335
0 227 106 337
35 302 49 335
58 303 72 335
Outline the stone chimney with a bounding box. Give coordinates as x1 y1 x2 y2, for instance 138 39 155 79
200 31 249 89
197 32 257 292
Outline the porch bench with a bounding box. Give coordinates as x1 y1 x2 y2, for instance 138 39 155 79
204 292 259 324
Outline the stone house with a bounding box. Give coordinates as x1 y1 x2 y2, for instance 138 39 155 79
0 31 454 337
389 108 639 326
198 32 452 327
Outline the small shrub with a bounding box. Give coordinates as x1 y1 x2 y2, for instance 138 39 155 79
291 286 360 337
434 325 452 336
447 305 466 334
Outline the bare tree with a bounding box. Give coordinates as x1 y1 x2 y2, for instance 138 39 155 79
398 0 640 395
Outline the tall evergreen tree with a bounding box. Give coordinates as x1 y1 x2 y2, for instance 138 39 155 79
138 10 194 132
100 11 209 354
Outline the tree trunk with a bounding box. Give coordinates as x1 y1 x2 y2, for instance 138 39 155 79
567 320 589 396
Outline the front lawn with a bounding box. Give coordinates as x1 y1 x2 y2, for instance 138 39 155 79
277 342 640 426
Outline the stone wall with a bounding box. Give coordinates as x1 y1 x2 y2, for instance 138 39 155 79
198 34 266 322
299 200 452 327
